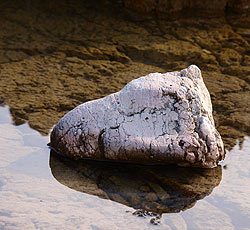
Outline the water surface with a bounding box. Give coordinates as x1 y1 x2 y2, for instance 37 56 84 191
0 105 250 229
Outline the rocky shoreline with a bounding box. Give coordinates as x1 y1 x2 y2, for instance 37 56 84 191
0 0 249 150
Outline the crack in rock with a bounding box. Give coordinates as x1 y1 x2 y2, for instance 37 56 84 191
50 65 225 168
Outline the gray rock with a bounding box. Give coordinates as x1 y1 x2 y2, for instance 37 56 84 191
50 65 224 168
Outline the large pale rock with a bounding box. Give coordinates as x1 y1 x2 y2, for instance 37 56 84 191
50 65 224 168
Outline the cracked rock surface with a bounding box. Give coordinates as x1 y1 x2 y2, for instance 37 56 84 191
50 65 224 168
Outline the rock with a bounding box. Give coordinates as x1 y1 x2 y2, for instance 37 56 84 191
150 217 161 225
50 65 224 168
227 0 250 14
124 0 228 14
124 0 250 14
1 3 249 149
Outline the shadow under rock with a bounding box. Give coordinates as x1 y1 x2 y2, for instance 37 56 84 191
50 150 222 214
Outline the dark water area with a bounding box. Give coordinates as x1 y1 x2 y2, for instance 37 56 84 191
0 0 250 229
50 150 222 214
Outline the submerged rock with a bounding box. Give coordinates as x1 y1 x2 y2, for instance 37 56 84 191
50 65 224 168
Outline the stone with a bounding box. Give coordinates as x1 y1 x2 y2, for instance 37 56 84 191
50 65 224 168
1 3 249 149
124 0 250 14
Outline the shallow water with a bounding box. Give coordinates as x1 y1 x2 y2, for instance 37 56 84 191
0 105 250 229
0 1 250 229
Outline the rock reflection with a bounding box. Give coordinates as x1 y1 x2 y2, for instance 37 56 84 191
50 150 222 214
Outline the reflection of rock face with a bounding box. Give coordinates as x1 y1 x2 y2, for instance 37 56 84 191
50 65 224 168
50 150 222 214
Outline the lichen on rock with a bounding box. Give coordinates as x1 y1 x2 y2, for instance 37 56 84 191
50 65 224 168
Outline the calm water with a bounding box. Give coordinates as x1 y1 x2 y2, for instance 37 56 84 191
0 105 249 229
